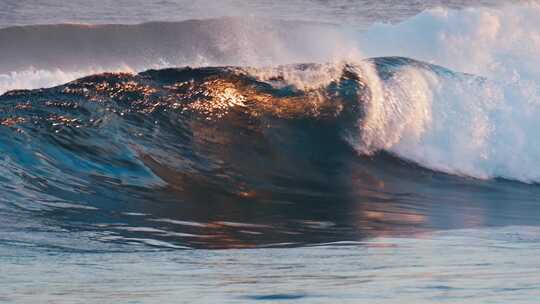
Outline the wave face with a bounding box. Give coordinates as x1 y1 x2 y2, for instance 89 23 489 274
0 61 372 249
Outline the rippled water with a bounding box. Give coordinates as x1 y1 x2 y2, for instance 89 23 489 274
4 227 540 303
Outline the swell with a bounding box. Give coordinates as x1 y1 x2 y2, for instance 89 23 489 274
0 0 503 29
0 18 351 74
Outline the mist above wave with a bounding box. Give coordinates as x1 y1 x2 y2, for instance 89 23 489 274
359 2 540 81
0 18 355 74
0 18 360 95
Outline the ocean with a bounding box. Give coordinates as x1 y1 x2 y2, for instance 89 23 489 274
1 1 540 303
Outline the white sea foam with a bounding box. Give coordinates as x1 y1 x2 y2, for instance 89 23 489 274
0 66 136 94
354 3 540 182
359 3 540 81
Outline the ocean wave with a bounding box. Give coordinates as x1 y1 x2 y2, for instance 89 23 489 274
2 56 540 249
1 55 538 187
0 18 356 93
1 3 540 185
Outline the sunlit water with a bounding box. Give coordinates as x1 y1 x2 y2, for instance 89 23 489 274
1 1 540 303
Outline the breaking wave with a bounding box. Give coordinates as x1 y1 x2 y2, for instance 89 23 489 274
1 2 540 249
